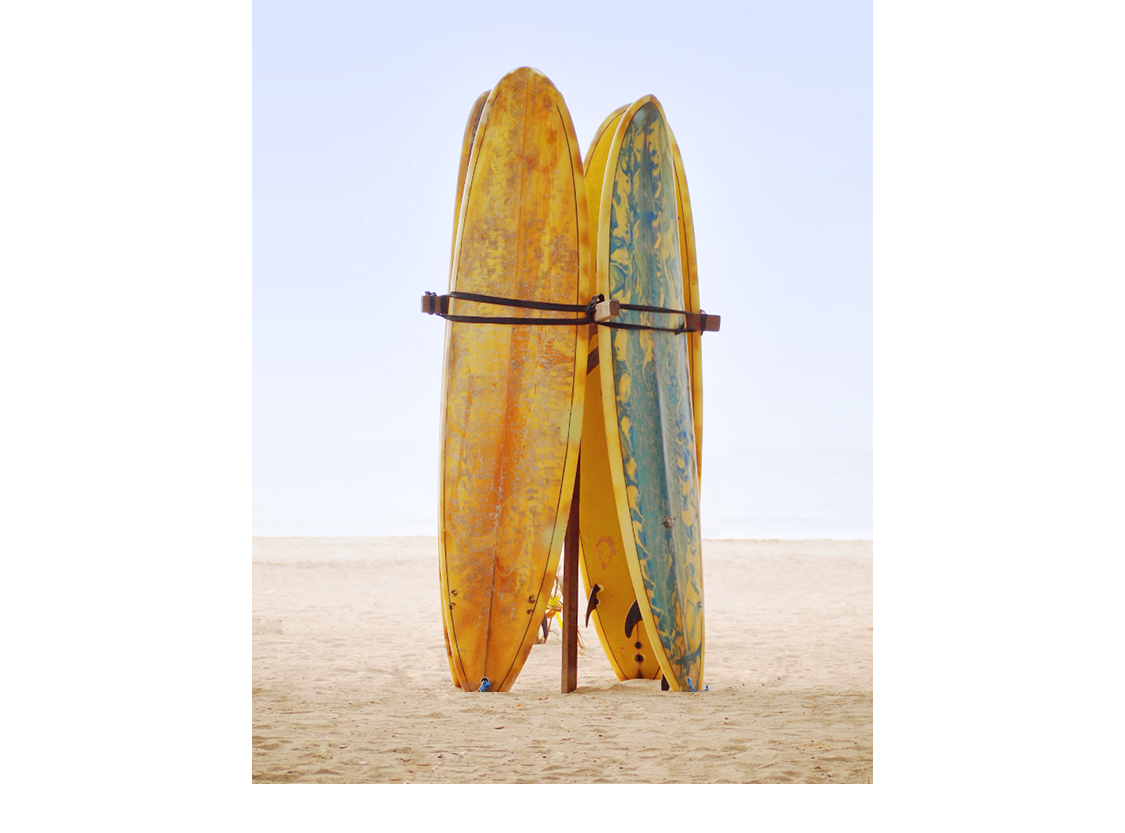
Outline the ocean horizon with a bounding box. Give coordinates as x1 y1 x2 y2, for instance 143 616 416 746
253 441 871 540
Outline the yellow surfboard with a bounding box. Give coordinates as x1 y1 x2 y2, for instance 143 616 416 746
441 87 491 688
579 96 708 691
577 105 664 681
449 89 490 274
438 67 591 693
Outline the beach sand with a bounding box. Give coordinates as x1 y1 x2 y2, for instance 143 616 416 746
252 537 872 784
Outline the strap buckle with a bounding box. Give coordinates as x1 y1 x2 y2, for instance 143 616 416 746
421 291 449 316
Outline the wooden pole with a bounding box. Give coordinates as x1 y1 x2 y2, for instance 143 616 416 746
561 459 580 693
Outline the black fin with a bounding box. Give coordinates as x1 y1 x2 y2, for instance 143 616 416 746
585 583 602 627
624 600 643 638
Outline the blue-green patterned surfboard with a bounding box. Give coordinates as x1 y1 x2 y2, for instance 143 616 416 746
595 96 704 692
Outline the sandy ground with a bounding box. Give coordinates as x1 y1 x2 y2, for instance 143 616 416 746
252 537 872 784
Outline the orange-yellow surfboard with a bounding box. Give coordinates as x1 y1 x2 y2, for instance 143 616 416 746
577 105 665 681
442 87 490 688
438 67 591 693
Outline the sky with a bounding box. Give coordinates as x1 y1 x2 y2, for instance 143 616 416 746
253 0 873 454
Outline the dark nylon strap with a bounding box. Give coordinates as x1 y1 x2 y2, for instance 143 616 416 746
602 320 690 334
425 291 598 325
618 300 688 315
568 299 693 333
422 291 716 333
449 290 591 313
440 314 593 325
453 291 693 318
610 305 721 334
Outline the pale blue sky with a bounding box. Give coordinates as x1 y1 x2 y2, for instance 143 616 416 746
254 1 872 453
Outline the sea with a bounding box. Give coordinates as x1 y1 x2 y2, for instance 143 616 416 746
254 442 871 539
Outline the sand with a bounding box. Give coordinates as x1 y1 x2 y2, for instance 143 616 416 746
252 537 872 784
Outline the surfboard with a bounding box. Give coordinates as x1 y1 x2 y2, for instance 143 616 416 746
585 95 705 692
438 67 590 693
576 105 663 682
449 89 490 274
578 101 710 686
441 87 490 688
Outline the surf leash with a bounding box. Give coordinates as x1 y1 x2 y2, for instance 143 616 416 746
478 677 490 692
421 291 720 334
